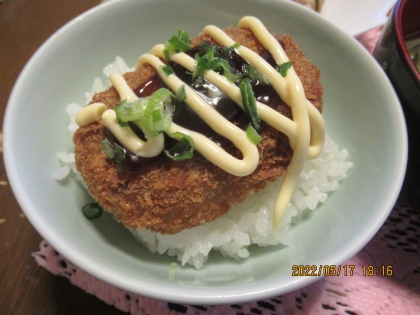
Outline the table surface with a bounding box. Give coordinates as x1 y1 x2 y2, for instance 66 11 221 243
0 1 126 314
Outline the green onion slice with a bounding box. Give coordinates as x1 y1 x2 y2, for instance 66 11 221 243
102 138 115 159
192 50 212 86
220 43 240 59
223 70 243 83
101 139 126 172
161 65 174 76
114 88 175 139
141 88 174 138
82 202 103 220
197 41 214 54
211 58 230 74
277 61 293 77
176 30 190 48
239 78 261 132
189 42 242 86
245 125 262 145
176 85 187 104
243 64 270 85
113 142 126 172
165 30 190 53
114 98 149 123
191 43 242 87
163 49 170 62
164 132 195 161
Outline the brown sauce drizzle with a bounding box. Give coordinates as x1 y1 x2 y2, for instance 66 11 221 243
104 43 287 174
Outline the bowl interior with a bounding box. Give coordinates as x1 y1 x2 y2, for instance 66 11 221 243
3 0 406 305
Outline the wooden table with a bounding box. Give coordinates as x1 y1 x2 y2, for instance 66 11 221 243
0 1 125 313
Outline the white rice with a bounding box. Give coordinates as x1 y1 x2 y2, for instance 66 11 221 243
55 56 353 269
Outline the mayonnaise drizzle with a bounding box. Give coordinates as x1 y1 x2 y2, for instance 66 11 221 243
75 102 107 127
75 74 165 157
237 16 313 228
75 16 326 228
138 53 259 176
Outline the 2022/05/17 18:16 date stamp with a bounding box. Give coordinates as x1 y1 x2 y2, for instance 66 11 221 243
292 265 394 277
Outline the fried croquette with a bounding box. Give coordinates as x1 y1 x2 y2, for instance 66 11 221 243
73 27 323 235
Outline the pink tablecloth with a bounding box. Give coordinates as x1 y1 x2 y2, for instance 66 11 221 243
33 28 420 314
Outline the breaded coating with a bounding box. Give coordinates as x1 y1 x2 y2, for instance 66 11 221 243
73 27 323 234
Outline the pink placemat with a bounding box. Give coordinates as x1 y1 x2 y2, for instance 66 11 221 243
33 28 420 314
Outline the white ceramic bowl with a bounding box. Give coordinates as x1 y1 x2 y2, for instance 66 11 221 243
3 0 407 305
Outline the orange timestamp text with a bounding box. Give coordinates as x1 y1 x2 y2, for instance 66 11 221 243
292 265 393 277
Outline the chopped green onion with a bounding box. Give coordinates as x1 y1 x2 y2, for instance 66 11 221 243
211 58 230 74
177 30 189 47
114 98 149 123
192 45 240 87
193 50 213 86
82 202 103 220
277 61 292 77
197 41 214 54
243 64 270 85
102 138 127 172
163 49 170 61
176 85 187 104
223 70 243 83
114 88 175 139
102 138 115 159
245 125 261 145
239 78 260 131
161 65 174 76
165 30 190 53
102 138 126 172
113 142 126 172
164 132 194 161
117 120 128 127
152 108 162 122
141 88 174 138
220 43 240 59
173 85 187 118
